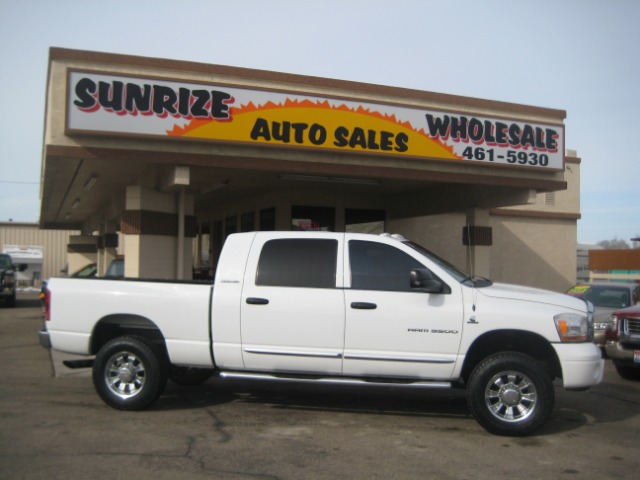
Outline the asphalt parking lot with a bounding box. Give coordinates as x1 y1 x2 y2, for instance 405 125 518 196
2 293 639 480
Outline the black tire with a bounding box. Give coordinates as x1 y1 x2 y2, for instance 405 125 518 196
92 336 168 410
614 362 640 381
7 292 16 308
169 366 214 386
467 352 554 436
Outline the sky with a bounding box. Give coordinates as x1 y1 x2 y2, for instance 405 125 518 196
0 0 638 244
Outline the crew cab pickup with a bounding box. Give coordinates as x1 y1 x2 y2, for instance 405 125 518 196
39 232 604 436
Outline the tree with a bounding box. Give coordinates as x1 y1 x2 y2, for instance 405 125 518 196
597 238 630 249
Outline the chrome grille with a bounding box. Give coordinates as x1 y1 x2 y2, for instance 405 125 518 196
623 317 640 337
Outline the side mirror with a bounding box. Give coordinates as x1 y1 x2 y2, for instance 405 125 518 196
410 268 449 294
18 264 28 272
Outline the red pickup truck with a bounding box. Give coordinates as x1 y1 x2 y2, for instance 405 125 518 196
605 305 640 380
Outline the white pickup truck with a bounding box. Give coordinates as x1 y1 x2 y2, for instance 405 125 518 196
39 231 604 436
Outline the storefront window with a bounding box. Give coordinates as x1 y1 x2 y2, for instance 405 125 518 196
291 206 335 231
225 215 237 239
241 212 254 232
260 208 276 231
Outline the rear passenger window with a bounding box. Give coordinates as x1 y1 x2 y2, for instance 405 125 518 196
256 239 338 288
350 240 424 292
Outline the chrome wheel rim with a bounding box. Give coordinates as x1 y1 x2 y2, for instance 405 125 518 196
104 351 146 399
484 370 537 423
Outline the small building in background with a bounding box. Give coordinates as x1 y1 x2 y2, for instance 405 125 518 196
589 249 640 283
1 244 43 284
0 222 78 286
577 243 603 283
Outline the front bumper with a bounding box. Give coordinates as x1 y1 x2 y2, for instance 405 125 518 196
605 340 640 366
0 287 15 298
38 328 51 349
552 342 604 389
593 329 606 348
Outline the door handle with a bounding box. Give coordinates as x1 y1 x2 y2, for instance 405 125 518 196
351 302 377 310
246 297 269 305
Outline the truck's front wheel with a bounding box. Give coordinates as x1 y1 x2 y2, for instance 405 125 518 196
93 336 168 410
467 352 554 436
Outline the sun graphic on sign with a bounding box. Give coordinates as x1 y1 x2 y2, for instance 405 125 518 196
167 98 459 160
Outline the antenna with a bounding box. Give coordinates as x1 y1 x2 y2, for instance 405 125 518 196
465 224 474 281
465 224 477 314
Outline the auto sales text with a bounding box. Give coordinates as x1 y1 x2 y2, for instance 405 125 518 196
250 118 409 152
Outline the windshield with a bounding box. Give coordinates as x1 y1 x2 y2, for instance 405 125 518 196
567 285 631 309
403 241 469 283
0 256 13 269
71 263 98 278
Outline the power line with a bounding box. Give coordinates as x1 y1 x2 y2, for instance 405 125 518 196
0 180 40 185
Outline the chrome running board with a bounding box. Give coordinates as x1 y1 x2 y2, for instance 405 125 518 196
219 371 451 389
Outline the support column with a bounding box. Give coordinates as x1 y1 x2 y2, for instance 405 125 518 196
464 208 492 279
121 185 195 279
97 220 119 277
335 198 346 232
275 197 290 230
66 235 98 275
177 187 186 280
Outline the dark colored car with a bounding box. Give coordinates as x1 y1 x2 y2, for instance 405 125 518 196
605 305 640 380
566 282 640 347
0 253 27 307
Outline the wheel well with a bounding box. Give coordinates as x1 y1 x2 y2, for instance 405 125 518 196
460 330 562 384
91 314 167 356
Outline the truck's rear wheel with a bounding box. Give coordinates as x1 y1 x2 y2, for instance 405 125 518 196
93 336 167 410
467 352 554 436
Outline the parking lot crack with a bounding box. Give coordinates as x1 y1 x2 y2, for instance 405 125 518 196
589 389 640 408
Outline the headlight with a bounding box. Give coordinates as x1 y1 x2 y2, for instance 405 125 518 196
554 313 589 342
605 315 619 342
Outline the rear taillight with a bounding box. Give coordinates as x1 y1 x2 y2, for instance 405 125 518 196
605 315 619 342
43 289 51 321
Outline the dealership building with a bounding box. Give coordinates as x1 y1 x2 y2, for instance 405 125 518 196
39 48 581 291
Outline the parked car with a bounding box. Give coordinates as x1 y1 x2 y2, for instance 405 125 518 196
104 258 124 278
0 253 27 307
70 263 98 278
40 260 123 303
605 305 640 380
70 259 123 279
566 282 640 347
